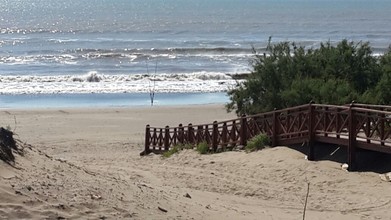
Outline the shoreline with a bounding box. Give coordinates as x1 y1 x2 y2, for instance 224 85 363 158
0 92 230 110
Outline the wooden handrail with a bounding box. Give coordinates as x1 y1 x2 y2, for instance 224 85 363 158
141 103 391 171
349 103 391 111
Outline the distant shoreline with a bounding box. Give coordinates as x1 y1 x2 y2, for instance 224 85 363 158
0 92 230 109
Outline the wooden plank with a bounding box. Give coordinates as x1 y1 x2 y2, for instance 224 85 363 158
278 137 308 146
315 136 349 146
356 141 391 154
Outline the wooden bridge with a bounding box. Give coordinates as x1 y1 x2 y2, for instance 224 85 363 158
141 103 391 171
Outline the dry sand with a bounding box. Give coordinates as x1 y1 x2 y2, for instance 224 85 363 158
1 104 391 219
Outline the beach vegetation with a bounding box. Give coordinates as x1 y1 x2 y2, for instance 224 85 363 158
182 143 194 150
161 143 195 158
162 145 182 158
196 141 210 154
245 134 270 152
0 127 19 164
227 39 391 115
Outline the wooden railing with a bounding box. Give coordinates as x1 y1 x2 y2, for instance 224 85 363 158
141 103 391 171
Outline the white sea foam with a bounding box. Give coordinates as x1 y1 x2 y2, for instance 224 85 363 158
0 72 241 94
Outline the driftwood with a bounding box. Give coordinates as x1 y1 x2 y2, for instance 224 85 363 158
0 127 18 164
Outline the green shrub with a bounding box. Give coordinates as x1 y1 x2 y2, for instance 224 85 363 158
162 145 181 158
196 141 210 154
226 39 387 115
162 143 196 158
245 134 270 152
182 143 194 150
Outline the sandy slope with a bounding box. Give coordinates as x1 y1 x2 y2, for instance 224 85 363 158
1 105 391 219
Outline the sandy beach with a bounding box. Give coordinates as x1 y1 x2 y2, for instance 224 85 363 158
1 104 391 219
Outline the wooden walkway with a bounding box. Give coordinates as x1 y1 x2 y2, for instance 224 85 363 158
141 103 391 171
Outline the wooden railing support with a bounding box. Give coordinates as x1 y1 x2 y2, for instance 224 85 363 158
380 108 385 146
205 125 210 144
212 121 218 152
308 102 315 161
231 120 237 144
158 128 163 150
141 125 151 156
197 125 203 145
164 126 170 151
365 112 371 143
153 128 157 147
240 115 247 146
188 123 193 144
272 109 278 147
178 124 183 145
348 103 357 171
324 106 329 137
336 108 340 139
221 122 228 149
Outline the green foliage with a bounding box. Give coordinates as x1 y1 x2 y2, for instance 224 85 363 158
245 134 270 152
162 142 212 158
227 39 390 115
162 145 182 158
182 143 194 150
372 48 391 105
196 141 210 154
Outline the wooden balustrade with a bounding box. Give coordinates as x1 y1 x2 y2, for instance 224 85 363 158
141 102 391 171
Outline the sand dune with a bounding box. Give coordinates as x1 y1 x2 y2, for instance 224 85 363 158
1 105 391 219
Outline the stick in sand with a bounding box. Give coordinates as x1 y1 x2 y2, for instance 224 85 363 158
303 182 310 220
146 58 157 106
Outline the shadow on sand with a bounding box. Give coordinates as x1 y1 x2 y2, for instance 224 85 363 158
287 143 391 174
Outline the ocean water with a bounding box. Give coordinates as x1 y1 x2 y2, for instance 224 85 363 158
1 0 391 107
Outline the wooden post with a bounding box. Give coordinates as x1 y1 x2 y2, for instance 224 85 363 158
308 102 315 161
348 102 357 171
153 128 157 147
298 112 302 137
272 109 278 147
143 125 151 155
231 120 237 144
240 114 247 146
221 122 228 149
324 106 329 137
178 124 183 145
164 126 170 151
263 115 268 136
205 125 209 144
380 108 385 146
173 127 177 146
197 125 203 145
366 112 370 143
159 128 163 150
336 108 340 139
212 121 218 152
188 123 194 145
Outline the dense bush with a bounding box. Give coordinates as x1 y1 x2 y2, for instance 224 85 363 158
162 145 181 158
196 141 209 154
245 134 270 152
227 39 391 115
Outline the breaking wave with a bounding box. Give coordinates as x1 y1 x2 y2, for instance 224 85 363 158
0 72 242 94
0 47 253 66
0 71 234 83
